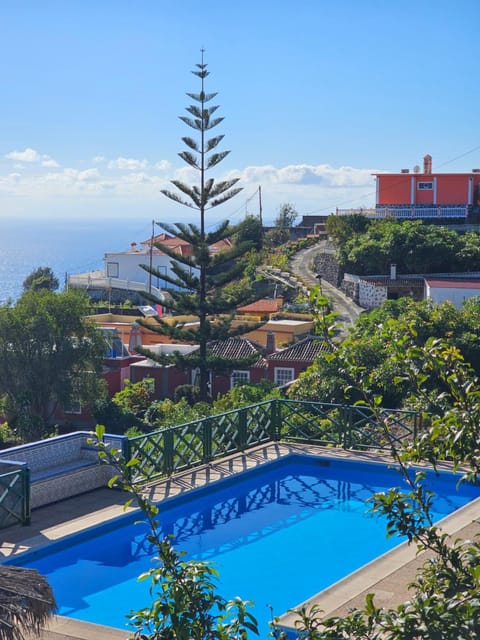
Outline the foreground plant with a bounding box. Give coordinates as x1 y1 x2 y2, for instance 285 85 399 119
93 425 258 640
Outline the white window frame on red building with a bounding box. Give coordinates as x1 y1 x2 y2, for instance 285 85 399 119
417 182 433 190
274 367 295 386
230 370 250 388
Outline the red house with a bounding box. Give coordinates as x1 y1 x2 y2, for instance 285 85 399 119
266 336 330 387
129 339 267 399
371 155 480 220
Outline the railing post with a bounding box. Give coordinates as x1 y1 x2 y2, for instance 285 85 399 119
341 404 352 449
163 429 174 476
24 467 31 526
237 408 247 451
270 399 281 441
122 437 131 464
413 411 422 440
203 418 213 463
120 437 133 483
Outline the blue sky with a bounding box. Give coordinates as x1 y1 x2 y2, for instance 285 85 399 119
1 0 479 226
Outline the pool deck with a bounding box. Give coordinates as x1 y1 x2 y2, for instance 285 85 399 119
2 442 480 640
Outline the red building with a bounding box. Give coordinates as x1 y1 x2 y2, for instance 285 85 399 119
372 155 480 220
266 336 330 387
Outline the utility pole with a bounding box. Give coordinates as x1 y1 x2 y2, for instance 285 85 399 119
148 219 154 294
258 185 263 226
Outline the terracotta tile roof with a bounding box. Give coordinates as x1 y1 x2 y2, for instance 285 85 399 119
267 336 330 362
141 233 192 251
209 238 233 254
141 233 173 247
142 234 230 257
237 298 281 314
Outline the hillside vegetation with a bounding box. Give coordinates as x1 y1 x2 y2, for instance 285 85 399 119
326 215 480 275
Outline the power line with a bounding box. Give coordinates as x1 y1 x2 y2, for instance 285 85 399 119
303 144 480 216
435 144 480 169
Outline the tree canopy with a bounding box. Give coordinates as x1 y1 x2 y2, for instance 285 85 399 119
288 297 480 409
326 216 480 275
265 202 299 247
22 266 59 292
0 288 106 441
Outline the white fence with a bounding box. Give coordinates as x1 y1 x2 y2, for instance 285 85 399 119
68 273 165 300
335 206 468 219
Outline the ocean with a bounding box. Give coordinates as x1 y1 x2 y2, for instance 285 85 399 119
0 216 157 304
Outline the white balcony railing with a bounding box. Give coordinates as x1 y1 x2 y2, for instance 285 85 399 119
67 273 165 300
335 206 468 219
335 208 377 217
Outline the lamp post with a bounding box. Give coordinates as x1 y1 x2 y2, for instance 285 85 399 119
316 274 323 294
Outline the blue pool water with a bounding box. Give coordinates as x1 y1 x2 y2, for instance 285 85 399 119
8 455 480 634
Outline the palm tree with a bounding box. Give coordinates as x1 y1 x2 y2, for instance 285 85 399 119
0 565 56 640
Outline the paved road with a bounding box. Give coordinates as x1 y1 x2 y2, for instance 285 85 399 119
289 243 364 335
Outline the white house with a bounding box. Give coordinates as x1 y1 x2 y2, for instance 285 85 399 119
68 233 195 299
424 278 480 308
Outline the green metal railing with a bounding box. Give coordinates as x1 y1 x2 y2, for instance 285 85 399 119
126 399 422 482
0 399 423 529
0 465 30 529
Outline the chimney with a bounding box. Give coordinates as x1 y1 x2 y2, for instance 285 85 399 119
265 330 276 354
128 321 143 353
423 154 432 175
390 263 397 280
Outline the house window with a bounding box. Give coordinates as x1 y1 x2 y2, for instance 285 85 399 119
231 370 250 388
417 182 433 190
107 262 119 277
64 398 82 414
274 367 295 386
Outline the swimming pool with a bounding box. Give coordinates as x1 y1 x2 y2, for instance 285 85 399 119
7 454 480 634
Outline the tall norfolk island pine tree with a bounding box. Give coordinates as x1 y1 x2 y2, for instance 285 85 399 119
138 57 262 402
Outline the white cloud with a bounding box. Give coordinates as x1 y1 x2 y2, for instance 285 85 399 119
5 147 60 168
0 159 377 220
93 155 107 163
172 165 197 183
0 172 22 184
231 163 376 189
154 160 171 171
221 163 378 219
6 147 41 163
107 156 148 171
78 168 100 181
0 172 23 195
41 157 60 168
60 168 100 182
